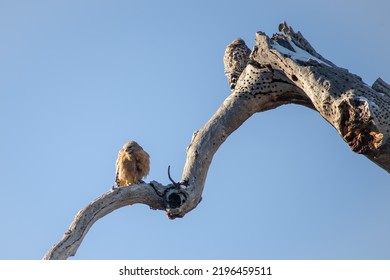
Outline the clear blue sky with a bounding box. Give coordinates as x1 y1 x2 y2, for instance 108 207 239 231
1 0 389 260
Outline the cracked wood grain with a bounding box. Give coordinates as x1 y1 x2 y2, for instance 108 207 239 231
44 22 389 259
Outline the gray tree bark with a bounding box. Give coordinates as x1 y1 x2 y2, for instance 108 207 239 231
43 22 389 260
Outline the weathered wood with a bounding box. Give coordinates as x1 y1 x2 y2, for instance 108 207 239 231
43 182 174 259
170 23 389 218
373 78 390 96
43 22 389 259
169 63 314 218
262 22 390 171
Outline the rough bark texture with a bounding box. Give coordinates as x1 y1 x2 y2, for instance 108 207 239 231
170 22 390 218
43 182 175 260
43 22 389 259
267 23 390 171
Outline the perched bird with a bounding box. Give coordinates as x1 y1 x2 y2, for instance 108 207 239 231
223 38 251 90
115 141 150 187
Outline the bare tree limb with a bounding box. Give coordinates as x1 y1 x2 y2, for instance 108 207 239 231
170 22 390 218
43 22 389 259
265 22 390 170
43 182 185 259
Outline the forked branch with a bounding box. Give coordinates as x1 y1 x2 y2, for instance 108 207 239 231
44 22 389 260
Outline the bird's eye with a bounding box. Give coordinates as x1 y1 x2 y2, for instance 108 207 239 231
127 145 133 151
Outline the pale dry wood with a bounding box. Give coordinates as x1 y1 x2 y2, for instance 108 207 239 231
261 22 390 171
170 23 390 218
43 182 176 259
373 78 390 96
44 22 389 259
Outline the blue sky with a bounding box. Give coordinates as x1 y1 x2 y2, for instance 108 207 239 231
1 0 389 260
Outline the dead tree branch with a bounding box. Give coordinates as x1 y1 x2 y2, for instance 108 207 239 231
43 182 185 259
170 22 390 218
44 22 389 259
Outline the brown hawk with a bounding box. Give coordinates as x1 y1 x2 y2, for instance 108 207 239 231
115 141 150 187
223 38 251 90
